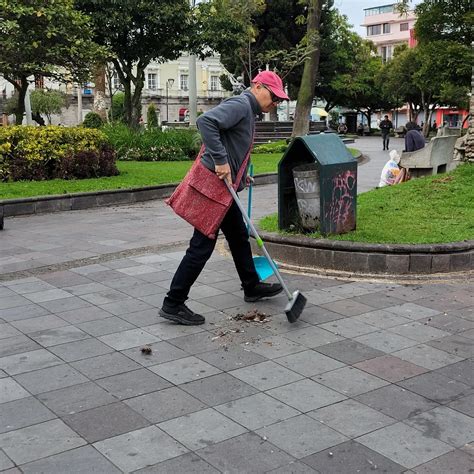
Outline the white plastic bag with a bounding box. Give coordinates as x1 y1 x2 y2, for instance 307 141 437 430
379 150 401 187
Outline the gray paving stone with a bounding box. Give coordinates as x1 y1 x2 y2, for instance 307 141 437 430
179 372 258 406
24 289 73 304
166 331 221 355
0 324 21 339
242 334 305 359
121 340 188 367
117 308 162 327
71 352 141 379
309 399 396 438
266 379 346 412
29 325 89 347
448 393 474 417
0 349 62 375
39 270 92 288
99 299 155 317
352 292 406 310
304 288 347 305
0 450 14 470
79 289 130 306
0 370 6 378
0 419 86 465
98 328 160 351
133 452 220 473
384 303 441 321
274 350 345 377
230 360 303 391
62 401 150 443
0 295 33 311
197 345 267 371
314 366 389 397
143 322 205 340
354 355 427 382
281 325 344 348
354 309 412 329
48 337 114 362
267 461 319 473
411 448 474 473
0 378 30 404
37 381 117 416
405 406 474 448
389 322 451 343
302 440 406 473
93 425 188 472
0 335 41 358
124 387 207 423
427 334 474 359
159 408 247 451
0 304 50 322
0 396 55 434
55 306 114 325
356 422 454 469
319 318 378 338
13 363 88 395
423 313 474 334
315 339 385 364
149 356 221 385
392 344 463 370
77 317 136 337
355 385 440 421
196 432 294 473
9 314 69 334
215 392 300 430
95 368 171 400
38 296 93 314
63 282 110 296
256 414 347 459
354 330 418 353
398 372 471 404
320 299 375 317
20 445 121 474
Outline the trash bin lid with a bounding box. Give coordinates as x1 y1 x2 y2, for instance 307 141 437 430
293 134 355 166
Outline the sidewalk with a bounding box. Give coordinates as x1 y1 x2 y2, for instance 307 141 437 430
0 137 472 473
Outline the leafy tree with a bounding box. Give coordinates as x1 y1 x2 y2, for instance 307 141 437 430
0 0 103 124
30 89 67 125
77 0 191 128
82 111 104 128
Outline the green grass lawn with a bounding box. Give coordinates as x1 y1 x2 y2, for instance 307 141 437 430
0 148 359 200
259 163 474 244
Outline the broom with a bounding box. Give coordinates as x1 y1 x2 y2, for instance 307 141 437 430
225 181 307 323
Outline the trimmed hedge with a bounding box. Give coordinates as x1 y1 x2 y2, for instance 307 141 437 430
0 126 118 182
102 123 201 161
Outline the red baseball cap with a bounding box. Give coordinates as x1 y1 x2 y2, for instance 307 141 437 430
251 71 289 101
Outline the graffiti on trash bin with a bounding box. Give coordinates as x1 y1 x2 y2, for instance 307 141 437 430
325 170 356 233
294 175 320 230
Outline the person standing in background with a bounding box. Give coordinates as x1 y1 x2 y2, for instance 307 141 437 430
380 114 393 151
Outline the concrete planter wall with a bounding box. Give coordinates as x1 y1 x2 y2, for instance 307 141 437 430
253 232 473 275
0 173 277 218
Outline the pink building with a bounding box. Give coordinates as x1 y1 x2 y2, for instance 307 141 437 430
361 3 416 62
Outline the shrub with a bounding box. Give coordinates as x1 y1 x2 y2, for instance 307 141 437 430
253 140 288 154
102 123 201 161
109 92 125 123
0 125 118 181
82 111 104 128
147 103 158 128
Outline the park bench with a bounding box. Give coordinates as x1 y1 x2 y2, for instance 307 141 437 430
399 134 459 178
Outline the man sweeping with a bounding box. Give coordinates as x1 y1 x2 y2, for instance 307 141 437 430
160 71 289 325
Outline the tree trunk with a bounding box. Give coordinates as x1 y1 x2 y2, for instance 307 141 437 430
9 76 29 125
291 0 322 138
422 107 434 137
93 63 107 120
131 68 145 127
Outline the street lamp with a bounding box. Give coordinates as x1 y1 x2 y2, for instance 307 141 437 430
165 78 174 123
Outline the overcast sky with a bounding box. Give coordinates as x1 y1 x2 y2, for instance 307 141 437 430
335 0 422 36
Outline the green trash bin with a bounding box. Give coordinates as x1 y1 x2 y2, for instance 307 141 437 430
278 133 357 235
292 164 320 231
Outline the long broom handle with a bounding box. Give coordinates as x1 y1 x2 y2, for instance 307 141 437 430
225 181 293 300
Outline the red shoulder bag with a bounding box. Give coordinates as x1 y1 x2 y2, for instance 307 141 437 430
165 145 251 239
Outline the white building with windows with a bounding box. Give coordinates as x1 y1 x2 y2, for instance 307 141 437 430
362 3 416 62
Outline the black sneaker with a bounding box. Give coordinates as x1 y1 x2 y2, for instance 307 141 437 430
244 282 283 302
159 304 205 325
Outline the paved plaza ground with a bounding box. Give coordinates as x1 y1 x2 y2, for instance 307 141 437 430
0 137 473 473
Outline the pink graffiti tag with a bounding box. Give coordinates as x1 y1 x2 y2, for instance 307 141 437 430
325 170 356 233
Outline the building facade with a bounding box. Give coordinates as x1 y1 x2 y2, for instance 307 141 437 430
361 3 416 62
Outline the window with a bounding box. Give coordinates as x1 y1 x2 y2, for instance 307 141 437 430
210 75 219 91
400 22 409 31
380 45 393 62
365 5 394 16
112 72 121 90
147 73 157 90
383 23 391 34
180 74 188 91
367 24 381 36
